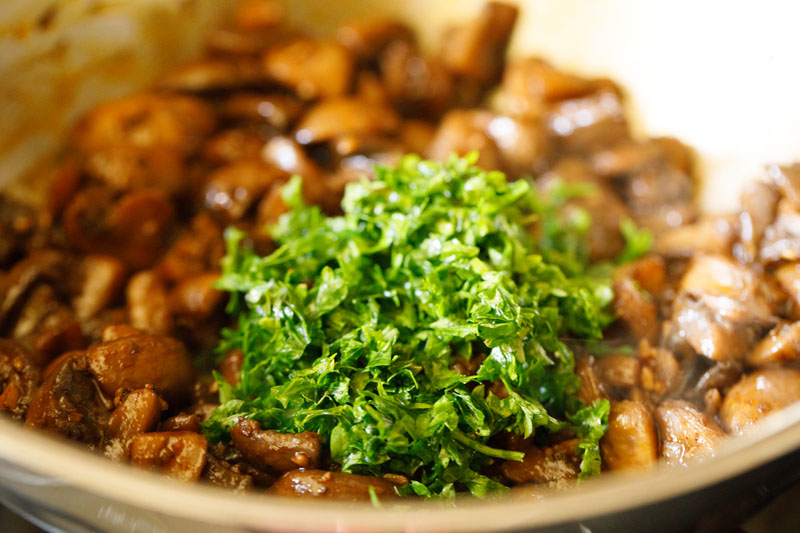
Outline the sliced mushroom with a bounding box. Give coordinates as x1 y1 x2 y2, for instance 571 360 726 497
73 255 126 321
263 39 354 100
600 400 658 471
270 469 398 501
654 400 725 466
126 270 173 336
0 339 41 419
130 431 208 482
104 388 166 462
748 321 800 366
230 418 322 473
501 439 581 488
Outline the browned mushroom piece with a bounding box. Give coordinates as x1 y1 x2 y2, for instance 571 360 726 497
666 255 776 362
168 272 224 322
263 39 354 100
638 340 681 399
427 109 504 171
594 354 641 389
25 352 110 446
654 400 725 466
157 58 264 93
203 160 288 222
775 262 800 318
232 0 284 32
86 334 193 405
294 97 401 145
126 270 173 336
72 255 126 321
103 387 166 462
63 187 176 270
621 165 698 236
545 88 630 154
220 349 244 387
612 275 658 343
501 439 581 488
440 1 518 88
747 321 800 366
202 129 266 165
575 356 606 405
158 213 225 283
654 216 736 258
337 17 414 62
720 368 800 435
160 413 202 433
270 469 398 501
130 431 208 482
260 136 332 211
46 159 83 219
219 93 305 131
100 324 142 343
11 284 84 366
74 93 216 155
84 145 187 196
0 339 41 419
203 454 254 492
600 400 658 471
736 180 779 263
501 57 599 118
760 199 800 265
0 249 67 329
380 40 454 118
230 418 322 473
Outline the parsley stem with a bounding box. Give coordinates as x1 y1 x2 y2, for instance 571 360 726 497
451 430 525 462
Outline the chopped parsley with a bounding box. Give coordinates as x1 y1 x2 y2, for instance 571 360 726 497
203 153 614 498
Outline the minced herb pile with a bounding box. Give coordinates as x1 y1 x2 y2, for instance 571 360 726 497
203 153 619 498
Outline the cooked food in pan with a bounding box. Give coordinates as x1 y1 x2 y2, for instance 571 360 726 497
2 0 799 501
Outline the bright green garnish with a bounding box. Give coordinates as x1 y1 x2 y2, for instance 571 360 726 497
204 153 618 498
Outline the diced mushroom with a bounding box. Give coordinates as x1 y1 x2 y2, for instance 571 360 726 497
203 160 287 221
720 368 800 435
104 388 165 462
666 255 776 362
74 93 216 155
619 164 697 235
25 352 110 446
160 413 202 433
0 339 41 419
260 136 331 210
130 431 208 482
575 356 605 405
775 263 800 317
126 270 173 336
0 249 66 329
501 439 581 488
748 321 800 366
427 109 504 171
595 355 641 389
501 57 599 117
100 324 142 343
73 255 126 321
484 114 550 177
157 214 225 283
202 129 266 165
336 17 414 61
220 350 244 387
86 334 193 404
600 400 658 471
380 40 454 118
546 89 629 154
230 418 322 473
615 256 666 295
263 39 354 100
655 216 736 258
270 469 398 501
232 0 284 31
168 273 224 321
760 199 800 264
84 145 187 196
294 97 401 145
440 2 519 87
219 93 304 131
612 276 658 343
638 340 682 398
736 181 779 263
654 400 725 466
157 58 264 93
47 159 82 218
63 187 176 270
203 454 254 493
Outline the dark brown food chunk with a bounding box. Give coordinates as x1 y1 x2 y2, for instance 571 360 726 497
126 270 173 336
720 368 800 435
337 18 414 61
600 400 658 471
25 352 109 446
203 454 253 492
168 273 224 321
0 339 41 419
270 469 398 501
654 400 725 466
203 160 287 221
130 431 208 482
263 40 354 100
748 321 800 366
231 418 322 473
595 355 641 389
294 97 400 145
73 255 126 321
86 334 193 404
501 439 581 488
104 388 165 462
